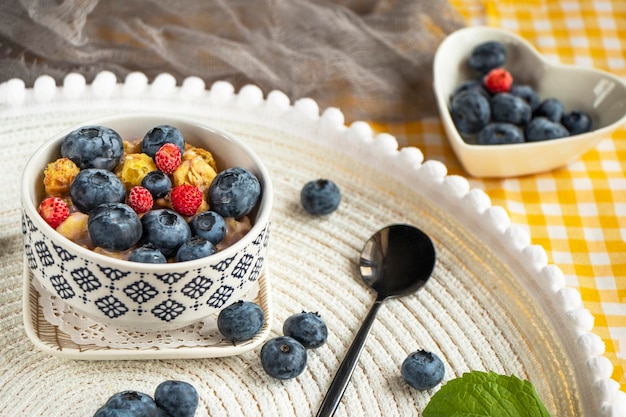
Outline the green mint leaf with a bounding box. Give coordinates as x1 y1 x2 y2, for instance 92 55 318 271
423 371 551 417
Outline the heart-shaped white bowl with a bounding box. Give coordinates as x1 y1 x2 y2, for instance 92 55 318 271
433 26 626 178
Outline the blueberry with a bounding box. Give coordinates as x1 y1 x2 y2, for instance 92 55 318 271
93 408 135 417
561 110 593 135
451 80 490 100
450 90 491 134
154 380 199 417
525 117 569 142
401 350 445 390
283 311 328 349
88 203 142 251
300 179 341 215
217 300 265 342
534 98 564 122
189 211 226 244
70 168 126 213
468 41 507 74
141 170 172 199
94 390 161 417
477 123 524 145
61 125 124 171
490 93 531 126
128 243 167 264
140 125 185 158
207 167 261 218
176 236 216 262
260 336 307 380
140 209 192 258
510 84 540 112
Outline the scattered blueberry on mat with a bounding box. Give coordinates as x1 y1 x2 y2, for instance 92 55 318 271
300 179 341 215
401 350 445 390
283 311 328 349
93 390 167 417
217 300 265 342
260 336 308 380
154 380 199 417
93 381 197 417
258 310 328 379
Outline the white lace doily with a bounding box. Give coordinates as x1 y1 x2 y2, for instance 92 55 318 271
30 273 263 349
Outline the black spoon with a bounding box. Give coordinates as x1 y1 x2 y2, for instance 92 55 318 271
316 224 436 417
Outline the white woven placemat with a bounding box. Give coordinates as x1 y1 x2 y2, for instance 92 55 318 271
0 74 621 416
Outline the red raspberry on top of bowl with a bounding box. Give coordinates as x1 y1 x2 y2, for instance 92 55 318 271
171 184 203 217
155 142 182 174
38 196 70 229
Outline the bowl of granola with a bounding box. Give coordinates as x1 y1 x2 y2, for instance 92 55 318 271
21 113 273 331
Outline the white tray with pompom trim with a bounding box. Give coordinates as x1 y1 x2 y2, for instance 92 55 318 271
0 71 622 417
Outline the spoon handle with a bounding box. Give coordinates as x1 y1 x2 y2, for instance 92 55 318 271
316 300 384 417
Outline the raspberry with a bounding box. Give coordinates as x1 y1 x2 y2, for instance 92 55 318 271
128 186 154 213
38 197 70 229
170 184 203 216
155 143 182 174
483 68 512 93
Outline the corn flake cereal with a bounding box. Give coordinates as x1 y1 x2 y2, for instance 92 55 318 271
172 150 217 190
116 153 157 190
184 146 218 172
43 157 80 196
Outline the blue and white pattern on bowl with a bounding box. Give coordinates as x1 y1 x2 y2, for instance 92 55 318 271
22 212 270 329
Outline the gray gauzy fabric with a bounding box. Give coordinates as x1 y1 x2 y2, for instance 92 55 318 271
0 0 464 121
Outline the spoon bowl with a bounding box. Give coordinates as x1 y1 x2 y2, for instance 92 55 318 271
360 224 436 299
316 224 436 417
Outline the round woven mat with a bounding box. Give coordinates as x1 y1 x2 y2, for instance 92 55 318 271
0 80 603 416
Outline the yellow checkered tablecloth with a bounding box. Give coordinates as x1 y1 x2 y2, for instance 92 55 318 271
372 0 626 392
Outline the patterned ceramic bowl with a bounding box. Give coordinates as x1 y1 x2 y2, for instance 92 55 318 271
21 113 273 331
